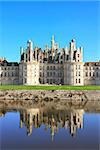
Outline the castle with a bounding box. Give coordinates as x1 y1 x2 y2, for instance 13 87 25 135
0 36 100 85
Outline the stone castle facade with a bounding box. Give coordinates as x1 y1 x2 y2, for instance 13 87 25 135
0 36 100 85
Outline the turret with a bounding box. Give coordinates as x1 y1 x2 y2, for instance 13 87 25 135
79 46 83 54
69 39 76 62
20 46 23 55
45 44 49 59
79 46 83 62
27 40 33 50
20 47 24 62
65 46 69 55
27 40 33 62
24 50 26 62
55 43 58 50
45 44 48 52
70 39 76 50
51 35 55 52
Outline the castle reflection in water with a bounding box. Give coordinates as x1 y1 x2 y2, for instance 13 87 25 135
20 108 84 139
0 108 84 140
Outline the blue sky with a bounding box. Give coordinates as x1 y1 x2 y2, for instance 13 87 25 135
0 1 100 62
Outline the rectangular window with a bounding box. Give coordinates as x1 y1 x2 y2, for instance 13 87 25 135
5 72 6 77
47 66 49 70
79 79 81 83
53 72 55 76
50 72 52 76
76 79 77 83
53 79 55 83
47 72 49 76
1 73 3 77
40 72 42 77
86 72 88 77
96 72 98 77
50 66 52 70
53 66 55 70
50 79 52 84
25 78 27 83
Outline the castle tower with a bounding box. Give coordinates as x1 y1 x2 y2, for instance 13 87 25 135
70 39 76 50
45 44 49 59
27 40 33 50
20 46 23 55
79 46 83 62
55 43 58 55
27 40 33 62
20 46 24 62
51 35 55 57
24 50 26 62
69 39 76 62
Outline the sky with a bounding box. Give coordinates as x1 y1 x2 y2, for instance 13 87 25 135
0 1 100 62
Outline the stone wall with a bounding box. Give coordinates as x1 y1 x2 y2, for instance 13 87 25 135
0 90 100 101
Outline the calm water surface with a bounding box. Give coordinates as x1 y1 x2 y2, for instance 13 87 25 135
0 108 100 150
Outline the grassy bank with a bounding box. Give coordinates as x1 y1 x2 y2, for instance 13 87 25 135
0 85 100 90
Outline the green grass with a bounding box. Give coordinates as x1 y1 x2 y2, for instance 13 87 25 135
0 85 100 90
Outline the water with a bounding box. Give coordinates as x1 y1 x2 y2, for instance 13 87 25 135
0 107 100 150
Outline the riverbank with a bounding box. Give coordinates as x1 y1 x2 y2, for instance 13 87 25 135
0 90 100 112
0 90 100 101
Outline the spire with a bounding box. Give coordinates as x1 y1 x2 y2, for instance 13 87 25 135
52 35 54 41
45 44 48 52
27 40 33 50
70 39 76 50
27 40 33 62
51 35 55 52
20 46 23 55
